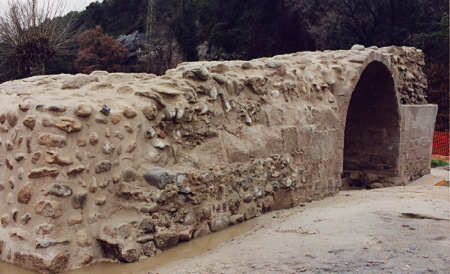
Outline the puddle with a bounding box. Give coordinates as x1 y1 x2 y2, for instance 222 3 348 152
0 219 256 274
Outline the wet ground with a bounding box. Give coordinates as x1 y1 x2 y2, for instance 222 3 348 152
1 168 448 274
154 169 449 274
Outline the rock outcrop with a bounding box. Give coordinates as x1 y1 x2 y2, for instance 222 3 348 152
0 45 436 273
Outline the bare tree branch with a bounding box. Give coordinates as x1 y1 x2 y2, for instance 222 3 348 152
0 0 74 77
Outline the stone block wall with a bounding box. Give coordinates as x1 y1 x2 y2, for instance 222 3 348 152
0 45 436 273
399 105 438 181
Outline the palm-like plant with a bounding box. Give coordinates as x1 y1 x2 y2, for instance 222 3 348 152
0 0 74 77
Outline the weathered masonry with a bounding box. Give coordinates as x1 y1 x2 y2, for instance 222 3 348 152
0 45 437 273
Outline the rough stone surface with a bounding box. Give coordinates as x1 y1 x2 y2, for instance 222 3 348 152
72 192 87 210
144 168 174 189
95 161 112 174
22 116 36 130
46 184 73 198
28 167 59 179
155 231 180 250
35 200 62 218
62 75 98 89
17 184 32 204
75 104 93 118
210 214 230 232
0 46 437 273
38 133 67 148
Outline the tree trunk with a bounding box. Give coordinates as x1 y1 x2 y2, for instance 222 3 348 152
146 0 154 49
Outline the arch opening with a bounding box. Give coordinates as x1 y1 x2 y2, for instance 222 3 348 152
342 61 401 189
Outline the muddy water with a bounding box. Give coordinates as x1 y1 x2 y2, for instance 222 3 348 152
0 219 256 274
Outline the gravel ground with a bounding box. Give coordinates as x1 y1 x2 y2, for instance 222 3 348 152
153 170 449 274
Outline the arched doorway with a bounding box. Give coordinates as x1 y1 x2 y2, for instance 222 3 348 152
342 61 401 189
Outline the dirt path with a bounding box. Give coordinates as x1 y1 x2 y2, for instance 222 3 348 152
154 170 449 274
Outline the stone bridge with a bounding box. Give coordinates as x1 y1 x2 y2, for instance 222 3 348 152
0 45 437 272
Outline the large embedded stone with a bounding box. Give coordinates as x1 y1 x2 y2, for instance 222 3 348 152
6 111 18 127
89 132 99 145
19 103 32 112
13 252 46 272
35 223 54 235
142 104 158 121
31 152 42 164
38 133 67 148
47 105 66 112
97 238 140 263
154 231 180 250
46 184 73 197
144 168 174 189
210 214 230 232
151 138 168 150
17 184 32 204
75 104 93 118
122 107 137 118
28 167 59 179
193 222 210 238
95 160 112 174
183 66 210 81
122 168 138 182
48 252 70 273
142 241 157 257
139 218 156 234
52 117 83 133
22 115 36 130
67 165 86 176
21 213 32 225
72 192 88 209
35 239 70 249
45 151 73 166
110 113 122 124
75 230 92 247
35 200 62 218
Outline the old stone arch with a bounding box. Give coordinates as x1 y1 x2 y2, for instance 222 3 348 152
343 61 401 188
0 46 438 272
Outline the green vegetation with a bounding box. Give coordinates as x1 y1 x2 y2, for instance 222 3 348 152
72 0 147 36
431 160 449 168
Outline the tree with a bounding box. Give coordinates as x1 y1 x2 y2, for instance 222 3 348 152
74 0 147 36
199 0 315 60
171 0 199 61
426 63 449 130
74 26 128 74
0 0 74 78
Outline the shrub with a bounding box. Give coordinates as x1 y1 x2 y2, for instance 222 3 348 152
74 26 128 74
431 160 449 168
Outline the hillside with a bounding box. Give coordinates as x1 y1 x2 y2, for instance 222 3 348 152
0 0 448 128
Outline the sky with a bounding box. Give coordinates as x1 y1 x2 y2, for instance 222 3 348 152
0 0 101 14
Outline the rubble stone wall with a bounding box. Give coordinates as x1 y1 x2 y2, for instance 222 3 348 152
0 45 436 273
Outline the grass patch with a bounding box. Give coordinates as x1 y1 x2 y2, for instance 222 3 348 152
431 159 449 168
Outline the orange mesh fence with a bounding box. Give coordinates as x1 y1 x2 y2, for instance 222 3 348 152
433 131 449 156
